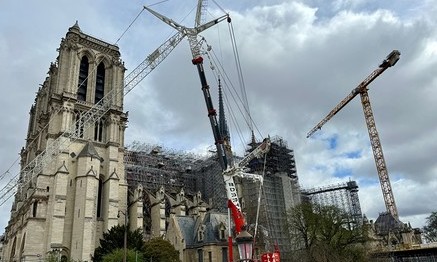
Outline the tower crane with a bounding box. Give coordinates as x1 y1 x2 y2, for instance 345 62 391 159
307 50 401 220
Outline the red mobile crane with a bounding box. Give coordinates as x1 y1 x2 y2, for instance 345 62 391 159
144 2 275 261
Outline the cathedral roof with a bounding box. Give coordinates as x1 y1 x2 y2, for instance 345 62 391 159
374 211 404 235
77 141 103 162
175 216 196 246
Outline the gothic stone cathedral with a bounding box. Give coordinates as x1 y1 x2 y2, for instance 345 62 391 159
2 22 141 262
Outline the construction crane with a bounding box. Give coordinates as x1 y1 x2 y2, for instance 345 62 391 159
144 3 275 261
307 50 401 220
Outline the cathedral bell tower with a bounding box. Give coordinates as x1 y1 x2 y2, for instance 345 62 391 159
2 22 129 262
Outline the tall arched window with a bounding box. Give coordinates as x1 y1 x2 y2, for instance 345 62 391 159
97 178 103 218
95 62 105 104
94 118 105 142
10 237 17 262
77 56 89 101
32 201 38 217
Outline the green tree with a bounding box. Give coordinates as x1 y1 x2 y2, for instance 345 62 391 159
423 211 437 242
286 203 368 262
93 225 145 262
144 238 180 262
102 248 144 262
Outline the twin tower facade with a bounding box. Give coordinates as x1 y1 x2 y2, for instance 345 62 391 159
2 23 137 261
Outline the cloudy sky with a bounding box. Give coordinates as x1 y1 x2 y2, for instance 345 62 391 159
1 0 437 234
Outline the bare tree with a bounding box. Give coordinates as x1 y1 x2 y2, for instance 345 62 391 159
423 211 437 243
286 203 368 262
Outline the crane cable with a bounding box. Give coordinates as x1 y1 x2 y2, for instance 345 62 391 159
203 42 247 149
227 21 265 141
253 151 269 251
203 39 266 150
203 20 274 253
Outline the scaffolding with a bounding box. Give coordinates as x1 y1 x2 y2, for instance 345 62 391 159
302 181 363 224
124 141 227 211
244 136 301 257
247 136 298 180
124 137 303 257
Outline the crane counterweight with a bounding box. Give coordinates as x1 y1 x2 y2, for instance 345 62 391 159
379 50 400 68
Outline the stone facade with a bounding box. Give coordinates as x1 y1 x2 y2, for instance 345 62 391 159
2 23 130 262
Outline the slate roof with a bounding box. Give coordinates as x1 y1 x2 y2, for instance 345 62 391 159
175 216 196 246
174 211 228 247
77 141 103 162
374 212 405 235
203 212 228 243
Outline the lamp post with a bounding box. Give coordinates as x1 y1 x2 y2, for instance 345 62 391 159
118 210 128 262
235 228 254 262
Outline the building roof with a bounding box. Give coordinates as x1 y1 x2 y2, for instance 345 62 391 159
374 212 405 235
202 212 228 243
174 211 228 247
175 216 196 246
77 141 103 162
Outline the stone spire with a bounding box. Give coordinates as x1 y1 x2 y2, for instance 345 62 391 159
218 77 230 140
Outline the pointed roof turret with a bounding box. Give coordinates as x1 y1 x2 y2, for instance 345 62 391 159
218 77 230 140
68 20 81 33
77 141 103 162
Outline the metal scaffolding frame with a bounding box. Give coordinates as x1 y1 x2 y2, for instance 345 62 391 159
302 181 363 224
124 141 227 211
244 136 301 257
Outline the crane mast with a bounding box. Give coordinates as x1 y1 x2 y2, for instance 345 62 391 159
307 50 401 219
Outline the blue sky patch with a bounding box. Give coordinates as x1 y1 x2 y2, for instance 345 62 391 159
357 177 380 187
334 166 352 178
322 134 338 150
344 150 361 159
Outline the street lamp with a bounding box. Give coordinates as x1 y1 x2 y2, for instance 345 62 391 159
235 228 254 262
